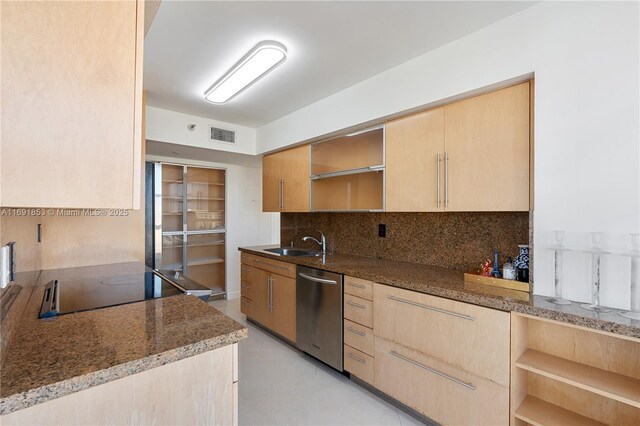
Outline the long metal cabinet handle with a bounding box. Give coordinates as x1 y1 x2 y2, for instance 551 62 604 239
298 272 338 285
387 295 474 321
444 152 449 208
346 282 366 289
281 179 285 210
346 327 366 337
256 259 290 272
278 179 282 210
347 300 367 310
436 153 441 208
389 350 475 390
267 276 273 311
347 353 366 364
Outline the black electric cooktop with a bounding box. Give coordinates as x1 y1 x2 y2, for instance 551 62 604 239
39 268 184 318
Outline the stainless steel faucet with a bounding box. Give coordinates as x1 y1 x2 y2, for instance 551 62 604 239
302 230 326 254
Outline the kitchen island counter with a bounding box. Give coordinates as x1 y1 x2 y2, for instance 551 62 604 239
0 263 247 416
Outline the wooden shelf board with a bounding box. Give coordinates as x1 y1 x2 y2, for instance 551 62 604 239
515 396 605 426
166 242 224 249
187 197 224 201
162 212 183 216
516 349 640 408
162 179 183 184
187 209 224 213
187 181 225 186
188 257 225 267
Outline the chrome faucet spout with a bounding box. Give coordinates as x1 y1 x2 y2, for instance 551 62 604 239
302 230 326 254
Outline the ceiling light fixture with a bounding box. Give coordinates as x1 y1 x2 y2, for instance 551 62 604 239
204 41 287 104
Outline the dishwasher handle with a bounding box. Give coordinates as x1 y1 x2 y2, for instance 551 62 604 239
298 272 338 285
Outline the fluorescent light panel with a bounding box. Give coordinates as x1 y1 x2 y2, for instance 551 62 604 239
205 41 287 104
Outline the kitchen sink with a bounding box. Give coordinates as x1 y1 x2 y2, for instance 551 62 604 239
265 248 322 257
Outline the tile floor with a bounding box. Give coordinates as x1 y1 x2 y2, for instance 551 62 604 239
209 298 425 426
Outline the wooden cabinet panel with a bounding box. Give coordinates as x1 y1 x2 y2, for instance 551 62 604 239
1 0 144 209
270 274 296 342
373 284 510 386
444 82 530 211
344 275 374 301
262 153 281 212
375 336 509 426
344 345 375 386
262 145 310 212
386 107 445 212
311 128 384 175
241 254 296 342
344 319 374 357
344 294 373 328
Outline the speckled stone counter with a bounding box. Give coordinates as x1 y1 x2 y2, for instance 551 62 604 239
0 263 247 415
240 245 640 339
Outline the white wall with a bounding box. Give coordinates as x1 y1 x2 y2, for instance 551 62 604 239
256 2 640 309
146 106 257 155
146 152 280 299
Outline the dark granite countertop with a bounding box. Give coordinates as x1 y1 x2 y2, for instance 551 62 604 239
240 245 640 339
0 263 247 415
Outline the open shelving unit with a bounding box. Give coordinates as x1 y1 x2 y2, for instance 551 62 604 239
511 313 640 426
310 126 386 211
155 163 227 297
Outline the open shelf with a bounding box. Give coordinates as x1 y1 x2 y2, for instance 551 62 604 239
188 257 225 267
516 349 640 407
515 396 605 426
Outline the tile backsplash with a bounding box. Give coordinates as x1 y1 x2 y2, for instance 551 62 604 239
282 212 529 271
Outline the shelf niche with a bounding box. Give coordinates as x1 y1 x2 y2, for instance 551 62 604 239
511 313 640 426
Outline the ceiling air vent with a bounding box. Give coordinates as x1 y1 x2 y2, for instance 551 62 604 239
210 126 236 144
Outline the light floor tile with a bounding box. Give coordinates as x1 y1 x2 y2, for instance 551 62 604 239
210 298 426 426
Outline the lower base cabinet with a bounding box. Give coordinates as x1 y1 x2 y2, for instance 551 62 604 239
240 254 296 342
375 337 509 425
0 344 238 425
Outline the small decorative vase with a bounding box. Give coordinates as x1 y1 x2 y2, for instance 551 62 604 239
514 244 530 283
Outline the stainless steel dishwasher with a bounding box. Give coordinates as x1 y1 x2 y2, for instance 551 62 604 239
296 265 344 371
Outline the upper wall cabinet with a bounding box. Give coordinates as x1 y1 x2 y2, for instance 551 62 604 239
386 82 530 212
263 145 310 212
1 1 144 209
310 127 385 211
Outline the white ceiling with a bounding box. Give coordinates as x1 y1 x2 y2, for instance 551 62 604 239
144 1 535 128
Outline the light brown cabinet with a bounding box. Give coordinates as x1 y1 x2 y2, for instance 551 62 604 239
385 82 530 212
262 145 310 212
240 253 296 342
386 107 445 212
373 283 510 425
1 0 144 209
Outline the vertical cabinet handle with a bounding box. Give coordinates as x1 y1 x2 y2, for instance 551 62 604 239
444 152 449 208
267 275 273 311
281 179 285 211
436 153 441 208
278 179 283 211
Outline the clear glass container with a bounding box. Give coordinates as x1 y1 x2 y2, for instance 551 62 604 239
546 231 572 305
581 232 611 313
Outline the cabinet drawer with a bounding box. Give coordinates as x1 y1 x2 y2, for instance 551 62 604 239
240 264 254 282
240 280 256 301
373 284 509 386
242 253 296 279
344 276 373 300
344 345 374 386
344 319 374 356
375 337 509 426
344 294 373 328
240 297 254 318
